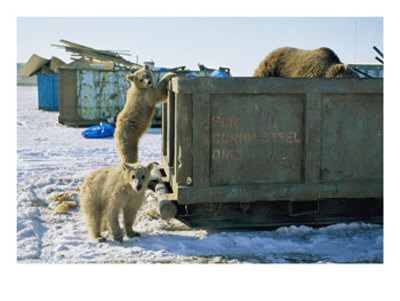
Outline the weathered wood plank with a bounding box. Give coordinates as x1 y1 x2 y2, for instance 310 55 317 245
161 102 168 157
166 92 175 170
175 94 193 187
304 93 322 184
58 69 78 125
192 93 210 188
177 181 383 204
171 77 383 95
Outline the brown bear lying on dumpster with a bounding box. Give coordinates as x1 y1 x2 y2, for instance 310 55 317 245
253 47 358 78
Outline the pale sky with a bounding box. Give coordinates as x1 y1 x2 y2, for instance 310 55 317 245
17 17 383 76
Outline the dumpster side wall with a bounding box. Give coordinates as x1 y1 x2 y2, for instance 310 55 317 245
37 74 59 111
164 77 383 204
58 69 129 126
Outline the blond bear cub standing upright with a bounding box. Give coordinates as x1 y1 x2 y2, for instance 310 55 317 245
115 65 176 163
80 162 153 242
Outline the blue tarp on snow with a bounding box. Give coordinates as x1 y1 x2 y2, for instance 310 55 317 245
82 122 115 139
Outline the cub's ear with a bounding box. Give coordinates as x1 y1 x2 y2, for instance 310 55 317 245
122 163 131 171
146 162 154 173
126 73 135 82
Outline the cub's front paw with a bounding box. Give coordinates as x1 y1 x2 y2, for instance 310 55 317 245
162 72 177 81
112 233 123 243
126 230 141 238
93 236 106 243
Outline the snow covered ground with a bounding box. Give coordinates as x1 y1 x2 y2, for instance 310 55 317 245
16 86 383 263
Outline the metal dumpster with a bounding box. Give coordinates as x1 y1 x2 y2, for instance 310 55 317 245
58 68 130 126
37 74 59 111
58 68 169 127
348 64 384 78
156 77 383 228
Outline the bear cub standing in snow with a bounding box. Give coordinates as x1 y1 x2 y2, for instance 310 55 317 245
80 162 153 242
115 65 176 163
254 47 358 78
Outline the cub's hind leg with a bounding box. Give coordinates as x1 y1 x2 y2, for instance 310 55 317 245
123 203 141 238
106 207 124 242
86 209 106 242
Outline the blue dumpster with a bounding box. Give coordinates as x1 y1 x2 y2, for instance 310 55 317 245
37 74 59 111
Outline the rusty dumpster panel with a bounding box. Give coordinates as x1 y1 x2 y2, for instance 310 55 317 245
58 68 165 127
209 94 304 186
58 68 129 126
77 70 129 122
159 77 383 228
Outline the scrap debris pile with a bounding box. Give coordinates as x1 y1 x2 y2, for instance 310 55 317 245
21 39 140 76
51 39 141 70
21 39 231 77
19 55 66 77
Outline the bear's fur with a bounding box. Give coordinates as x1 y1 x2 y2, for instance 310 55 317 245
115 66 176 163
253 47 358 78
80 162 153 242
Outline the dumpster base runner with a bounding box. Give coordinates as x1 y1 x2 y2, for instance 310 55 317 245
171 198 383 229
